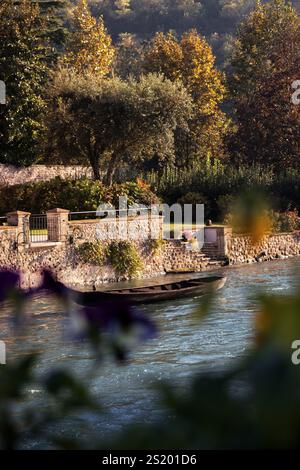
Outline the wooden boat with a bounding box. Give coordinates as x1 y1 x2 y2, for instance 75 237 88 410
73 275 227 305
165 269 197 275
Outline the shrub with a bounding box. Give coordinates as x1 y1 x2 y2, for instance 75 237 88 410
111 180 159 208
177 192 210 223
272 210 300 233
0 177 159 215
216 194 236 221
144 162 300 222
76 241 106 266
177 192 208 206
107 241 143 278
148 237 165 254
145 161 276 220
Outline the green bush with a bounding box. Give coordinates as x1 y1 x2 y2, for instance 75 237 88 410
107 241 143 278
76 241 106 266
0 177 159 215
148 237 165 254
145 161 300 222
216 194 236 220
177 192 211 222
177 191 208 206
272 210 300 233
112 180 159 207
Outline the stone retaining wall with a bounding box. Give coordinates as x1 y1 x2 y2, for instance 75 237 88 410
69 215 162 243
226 232 300 264
0 227 164 289
0 164 92 187
0 214 213 288
201 226 300 264
0 215 164 288
2 210 300 288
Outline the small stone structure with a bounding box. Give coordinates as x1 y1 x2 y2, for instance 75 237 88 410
202 226 233 260
46 208 70 242
68 214 163 243
6 210 31 245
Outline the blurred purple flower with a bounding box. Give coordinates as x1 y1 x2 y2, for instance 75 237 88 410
38 271 157 340
0 269 20 302
34 270 158 360
81 301 157 341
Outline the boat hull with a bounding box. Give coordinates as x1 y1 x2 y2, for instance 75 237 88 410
73 275 227 305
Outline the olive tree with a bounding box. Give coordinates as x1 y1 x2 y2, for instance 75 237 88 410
45 70 193 183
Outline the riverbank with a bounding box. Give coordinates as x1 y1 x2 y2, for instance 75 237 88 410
1 208 300 288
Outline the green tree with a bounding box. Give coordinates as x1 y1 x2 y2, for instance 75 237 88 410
45 70 193 183
37 0 71 56
14 1 71 56
0 0 48 166
230 0 299 98
114 0 132 17
113 33 143 79
143 29 229 165
91 0 258 67
229 0 300 167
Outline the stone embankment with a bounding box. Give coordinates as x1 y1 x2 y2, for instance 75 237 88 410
1 210 300 288
226 232 300 264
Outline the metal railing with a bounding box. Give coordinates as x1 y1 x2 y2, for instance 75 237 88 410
28 214 61 244
68 208 152 222
29 215 48 243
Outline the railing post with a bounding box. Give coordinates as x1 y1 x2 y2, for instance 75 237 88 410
46 208 70 242
6 210 31 246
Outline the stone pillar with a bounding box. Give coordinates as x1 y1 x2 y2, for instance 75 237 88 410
6 210 31 245
223 226 233 256
46 208 69 242
204 226 232 258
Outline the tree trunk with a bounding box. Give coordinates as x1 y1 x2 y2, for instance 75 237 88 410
90 157 101 180
104 154 118 186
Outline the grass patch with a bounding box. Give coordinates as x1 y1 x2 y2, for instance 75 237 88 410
30 229 48 235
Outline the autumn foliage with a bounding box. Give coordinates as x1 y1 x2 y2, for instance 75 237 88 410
61 0 115 77
143 30 229 164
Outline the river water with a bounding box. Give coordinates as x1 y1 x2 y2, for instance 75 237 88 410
1 258 299 448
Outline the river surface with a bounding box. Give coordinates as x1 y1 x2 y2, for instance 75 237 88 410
1 258 300 448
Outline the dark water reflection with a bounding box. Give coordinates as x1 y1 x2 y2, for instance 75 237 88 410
1 258 299 448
